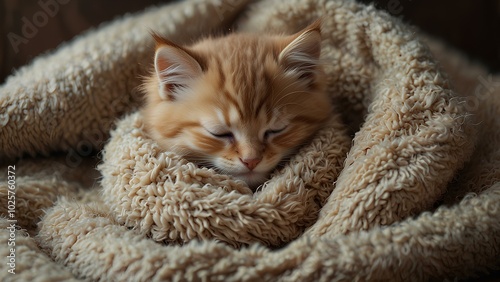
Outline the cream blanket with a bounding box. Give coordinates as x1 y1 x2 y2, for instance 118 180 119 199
1 0 499 281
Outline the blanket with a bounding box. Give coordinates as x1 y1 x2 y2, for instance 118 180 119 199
1 0 499 281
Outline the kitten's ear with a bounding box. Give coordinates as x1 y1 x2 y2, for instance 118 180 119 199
279 20 322 82
154 41 202 101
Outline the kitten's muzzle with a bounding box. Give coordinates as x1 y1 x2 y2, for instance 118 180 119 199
239 157 262 171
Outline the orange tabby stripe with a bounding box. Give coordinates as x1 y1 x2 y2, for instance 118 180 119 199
253 74 272 119
222 90 244 121
161 121 199 138
272 131 301 147
193 132 224 153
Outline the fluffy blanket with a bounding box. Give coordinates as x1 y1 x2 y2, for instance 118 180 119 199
1 0 499 281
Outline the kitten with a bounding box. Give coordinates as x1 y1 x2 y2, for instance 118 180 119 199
142 20 331 188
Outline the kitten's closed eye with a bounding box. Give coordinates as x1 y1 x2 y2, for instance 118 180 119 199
207 130 234 139
264 126 287 140
206 126 287 141
202 123 234 139
142 19 331 188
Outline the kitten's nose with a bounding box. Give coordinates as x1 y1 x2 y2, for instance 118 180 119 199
239 158 262 171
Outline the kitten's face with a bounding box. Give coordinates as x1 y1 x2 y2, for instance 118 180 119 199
143 21 331 188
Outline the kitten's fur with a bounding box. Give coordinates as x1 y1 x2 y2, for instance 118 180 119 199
142 21 331 188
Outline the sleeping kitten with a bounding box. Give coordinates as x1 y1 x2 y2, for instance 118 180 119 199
142 21 331 188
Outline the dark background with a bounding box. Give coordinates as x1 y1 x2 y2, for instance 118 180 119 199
1 0 499 84
360 0 500 72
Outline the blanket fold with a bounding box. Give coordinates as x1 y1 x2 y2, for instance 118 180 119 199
0 0 499 281
98 112 349 247
38 182 500 281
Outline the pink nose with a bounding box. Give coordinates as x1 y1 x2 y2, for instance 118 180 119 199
239 158 262 170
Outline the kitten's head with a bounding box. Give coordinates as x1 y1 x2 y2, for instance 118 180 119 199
142 21 331 188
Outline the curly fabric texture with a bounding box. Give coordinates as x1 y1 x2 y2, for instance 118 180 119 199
0 0 499 281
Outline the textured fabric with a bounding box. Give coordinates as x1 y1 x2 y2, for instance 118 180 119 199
0 219 81 281
98 113 349 247
0 0 499 281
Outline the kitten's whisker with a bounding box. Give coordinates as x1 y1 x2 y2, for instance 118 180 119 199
272 79 304 97
269 90 309 115
271 83 306 106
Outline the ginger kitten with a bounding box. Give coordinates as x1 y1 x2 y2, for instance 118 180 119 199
142 21 331 188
